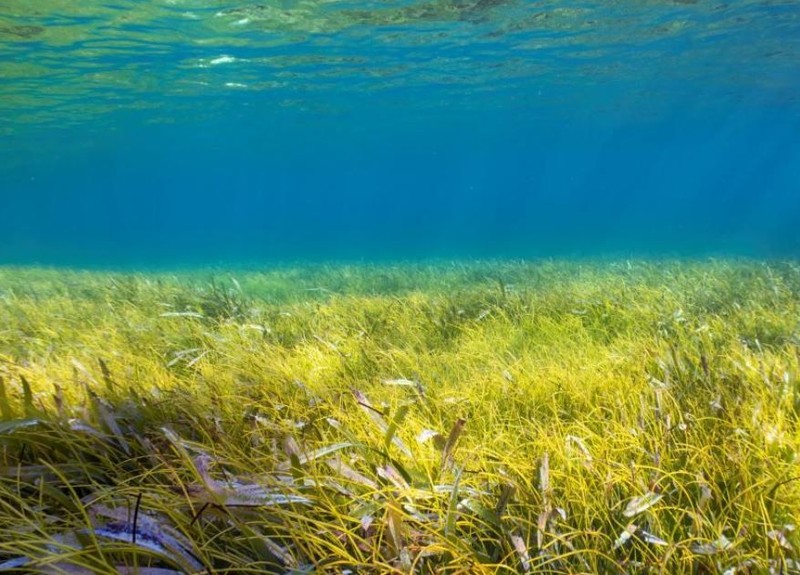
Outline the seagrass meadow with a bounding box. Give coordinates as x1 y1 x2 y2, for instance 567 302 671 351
1 259 799 574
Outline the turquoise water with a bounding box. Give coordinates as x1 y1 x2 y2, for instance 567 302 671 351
1 0 799 266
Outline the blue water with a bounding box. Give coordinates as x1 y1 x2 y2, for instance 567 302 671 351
1 1 799 266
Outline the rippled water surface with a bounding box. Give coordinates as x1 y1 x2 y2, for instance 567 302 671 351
1 1 799 264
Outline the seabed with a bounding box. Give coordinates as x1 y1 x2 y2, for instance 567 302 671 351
0 259 798 573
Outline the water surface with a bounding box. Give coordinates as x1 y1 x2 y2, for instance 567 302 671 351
2 0 799 266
